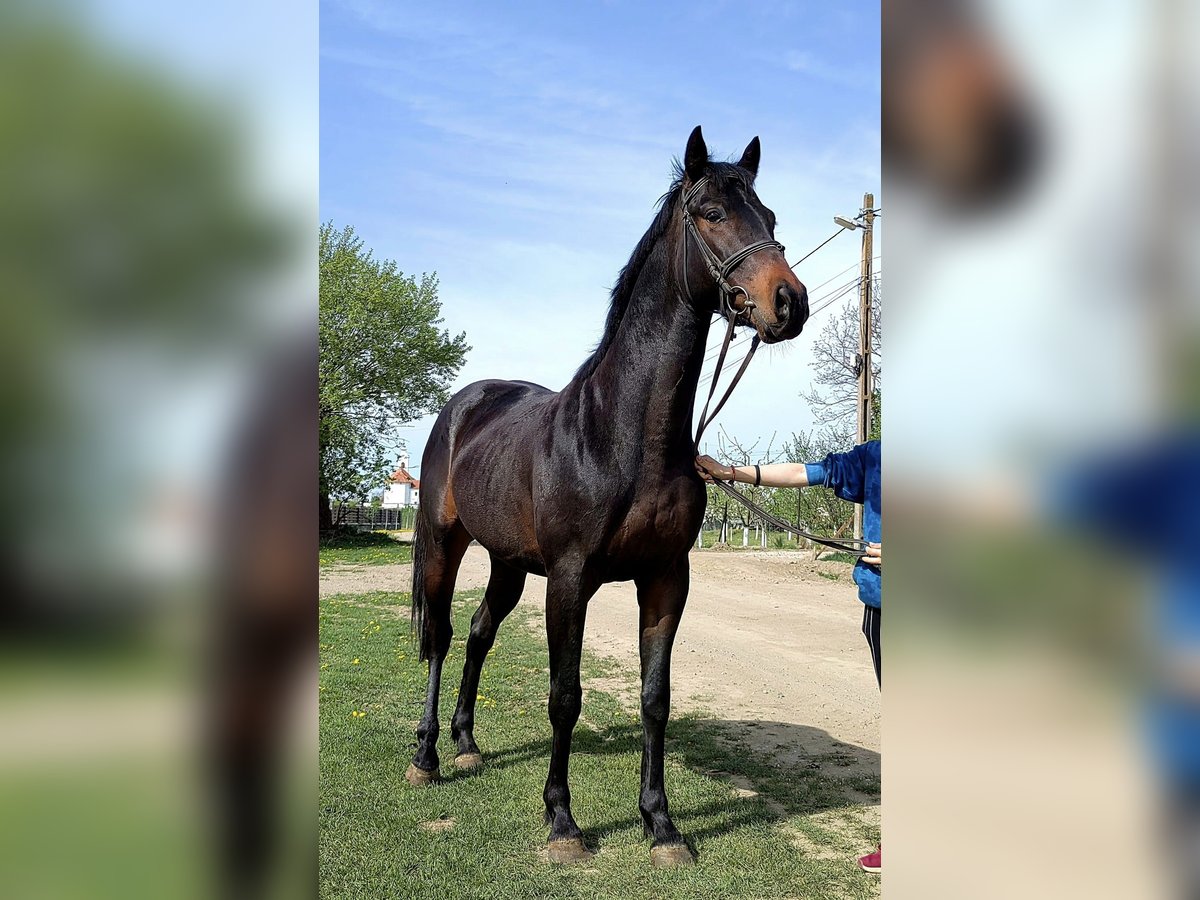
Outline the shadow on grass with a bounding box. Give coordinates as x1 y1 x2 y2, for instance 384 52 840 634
442 716 879 851
319 529 413 566
319 529 403 550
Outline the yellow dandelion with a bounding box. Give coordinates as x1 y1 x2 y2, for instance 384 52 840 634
352 658 361 665
351 710 366 718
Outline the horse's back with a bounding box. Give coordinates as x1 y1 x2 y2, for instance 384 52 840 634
442 378 553 440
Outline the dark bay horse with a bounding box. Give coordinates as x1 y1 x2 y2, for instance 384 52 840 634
407 126 809 866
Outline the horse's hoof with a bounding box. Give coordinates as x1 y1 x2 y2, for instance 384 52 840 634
405 763 440 786
547 838 594 864
453 752 484 771
651 843 695 868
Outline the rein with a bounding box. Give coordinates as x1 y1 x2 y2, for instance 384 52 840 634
681 177 870 559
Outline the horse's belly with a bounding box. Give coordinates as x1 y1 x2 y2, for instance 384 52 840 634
454 497 545 575
449 426 545 573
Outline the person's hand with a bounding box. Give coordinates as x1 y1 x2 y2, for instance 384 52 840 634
863 542 881 568
695 454 734 482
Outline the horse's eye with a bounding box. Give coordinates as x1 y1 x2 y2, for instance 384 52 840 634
703 208 724 223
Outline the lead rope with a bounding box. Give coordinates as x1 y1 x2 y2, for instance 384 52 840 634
681 178 869 558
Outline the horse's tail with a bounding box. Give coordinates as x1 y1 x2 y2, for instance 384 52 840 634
410 504 434 662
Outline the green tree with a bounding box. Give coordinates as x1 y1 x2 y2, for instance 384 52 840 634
319 223 468 528
0 23 291 611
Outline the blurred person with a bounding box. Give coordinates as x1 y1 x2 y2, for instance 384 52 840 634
881 0 1197 896
696 440 882 873
1044 435 1200 899
910 431 1200 898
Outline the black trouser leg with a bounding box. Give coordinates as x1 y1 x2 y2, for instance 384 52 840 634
862 605 881 688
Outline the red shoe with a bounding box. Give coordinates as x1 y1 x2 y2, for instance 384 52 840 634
857 844 881 874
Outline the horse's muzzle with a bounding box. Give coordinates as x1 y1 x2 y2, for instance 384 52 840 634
760 282 808 343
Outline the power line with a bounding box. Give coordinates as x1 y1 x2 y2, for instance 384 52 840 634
698 271 880 390
694 214 879 384
701 256 882 355
804 255 882 295
703 267 877 348
702 272 875 363
806 278 865 319
790 227 848 270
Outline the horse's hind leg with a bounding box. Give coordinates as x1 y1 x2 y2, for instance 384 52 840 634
450 555 526 769
406 519 470 786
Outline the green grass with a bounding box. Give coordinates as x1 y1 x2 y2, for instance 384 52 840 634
320 530 414 568
0 761 206 900
320 590 879 900
821 552 857 565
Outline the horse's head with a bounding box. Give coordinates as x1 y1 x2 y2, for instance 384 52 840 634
678 126 808 345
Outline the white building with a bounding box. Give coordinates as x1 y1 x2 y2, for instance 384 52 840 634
381 456 420 508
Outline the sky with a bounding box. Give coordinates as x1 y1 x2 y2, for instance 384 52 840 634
320 0 881 477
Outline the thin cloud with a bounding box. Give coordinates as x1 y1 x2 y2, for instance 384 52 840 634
787 51 880 94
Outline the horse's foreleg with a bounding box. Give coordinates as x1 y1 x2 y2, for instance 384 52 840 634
542 569 598 863
450 556 526 768
636 559 694 866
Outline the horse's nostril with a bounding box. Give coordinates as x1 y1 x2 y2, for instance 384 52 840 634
774 286 790 321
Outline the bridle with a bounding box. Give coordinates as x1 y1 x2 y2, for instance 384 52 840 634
682 175 871 559
680 176 785 328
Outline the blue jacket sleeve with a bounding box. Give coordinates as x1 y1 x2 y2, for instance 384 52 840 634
805 445 869 504
1048 434 1200 552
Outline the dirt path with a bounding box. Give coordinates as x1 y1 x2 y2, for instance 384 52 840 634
320 545 880 774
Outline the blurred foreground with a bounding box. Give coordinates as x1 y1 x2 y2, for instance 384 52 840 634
886 0 1200 897
0 3 315 898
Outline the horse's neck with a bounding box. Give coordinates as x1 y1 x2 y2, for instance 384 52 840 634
585 242 711 467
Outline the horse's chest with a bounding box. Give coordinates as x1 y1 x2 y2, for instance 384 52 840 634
609 476 704 560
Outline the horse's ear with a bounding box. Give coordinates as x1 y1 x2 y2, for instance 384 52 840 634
737 136 761 180
684 126 708 181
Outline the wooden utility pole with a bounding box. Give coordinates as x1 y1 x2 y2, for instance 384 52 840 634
854 192 875 542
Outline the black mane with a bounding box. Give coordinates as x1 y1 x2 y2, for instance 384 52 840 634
573 159 753 382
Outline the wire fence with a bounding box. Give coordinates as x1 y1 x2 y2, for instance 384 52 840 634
330 503 851 556
694 509 853 556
